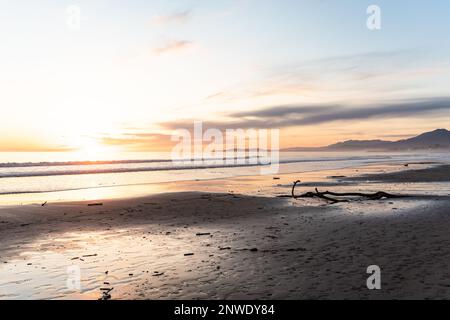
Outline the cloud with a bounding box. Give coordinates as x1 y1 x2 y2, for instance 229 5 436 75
284 97 450 126
202 49 448 105
272 50 424 81
149 10 191 26
100 132 174 151
153 40 193 55
0 141 75 152
231 105 335 118
161 97 450 130
379 133 416 139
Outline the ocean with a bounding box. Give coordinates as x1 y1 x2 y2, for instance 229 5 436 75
0 151 448 200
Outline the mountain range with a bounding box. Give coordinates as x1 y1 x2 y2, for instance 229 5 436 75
283 129 450 151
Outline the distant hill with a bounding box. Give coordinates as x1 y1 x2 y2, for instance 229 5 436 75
283 129 450 151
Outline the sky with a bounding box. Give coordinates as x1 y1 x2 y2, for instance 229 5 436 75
1 0 450 154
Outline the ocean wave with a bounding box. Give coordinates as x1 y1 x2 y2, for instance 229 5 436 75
0 155 392 179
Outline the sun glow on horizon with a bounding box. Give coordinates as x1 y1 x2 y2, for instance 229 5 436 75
63 131 131 161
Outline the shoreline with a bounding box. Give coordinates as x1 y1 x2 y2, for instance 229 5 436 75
1 160 448 207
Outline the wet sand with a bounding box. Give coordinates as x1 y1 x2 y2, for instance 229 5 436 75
0 163 450 299
347 164 450 183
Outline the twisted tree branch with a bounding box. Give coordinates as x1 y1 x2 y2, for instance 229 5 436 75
278 180 408 203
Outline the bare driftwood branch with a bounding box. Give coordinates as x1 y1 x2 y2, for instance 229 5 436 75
292 180 301 198
320 190 404 200
313 188 348 203
277 180 408 203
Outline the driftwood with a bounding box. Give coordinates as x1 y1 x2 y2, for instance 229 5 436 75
278 180 406 204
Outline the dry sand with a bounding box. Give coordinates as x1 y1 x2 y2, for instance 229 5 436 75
0 163 449 299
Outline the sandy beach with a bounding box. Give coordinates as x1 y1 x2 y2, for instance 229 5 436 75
0 162 450 300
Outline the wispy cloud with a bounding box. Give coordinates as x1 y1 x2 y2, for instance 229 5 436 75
379 133 417 139
203 49 448 105
0 141 75 152
153 40 193 55
100 132 173 151
149 10 191 26
161 97 450 130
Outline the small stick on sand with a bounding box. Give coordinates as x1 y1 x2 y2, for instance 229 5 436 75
88 203 103 207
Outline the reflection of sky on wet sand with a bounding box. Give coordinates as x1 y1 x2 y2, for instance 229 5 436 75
0 182 171 206
0 228 213 300
166 162 450 198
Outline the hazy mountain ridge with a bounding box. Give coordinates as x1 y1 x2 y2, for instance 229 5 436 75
283 129 450 151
